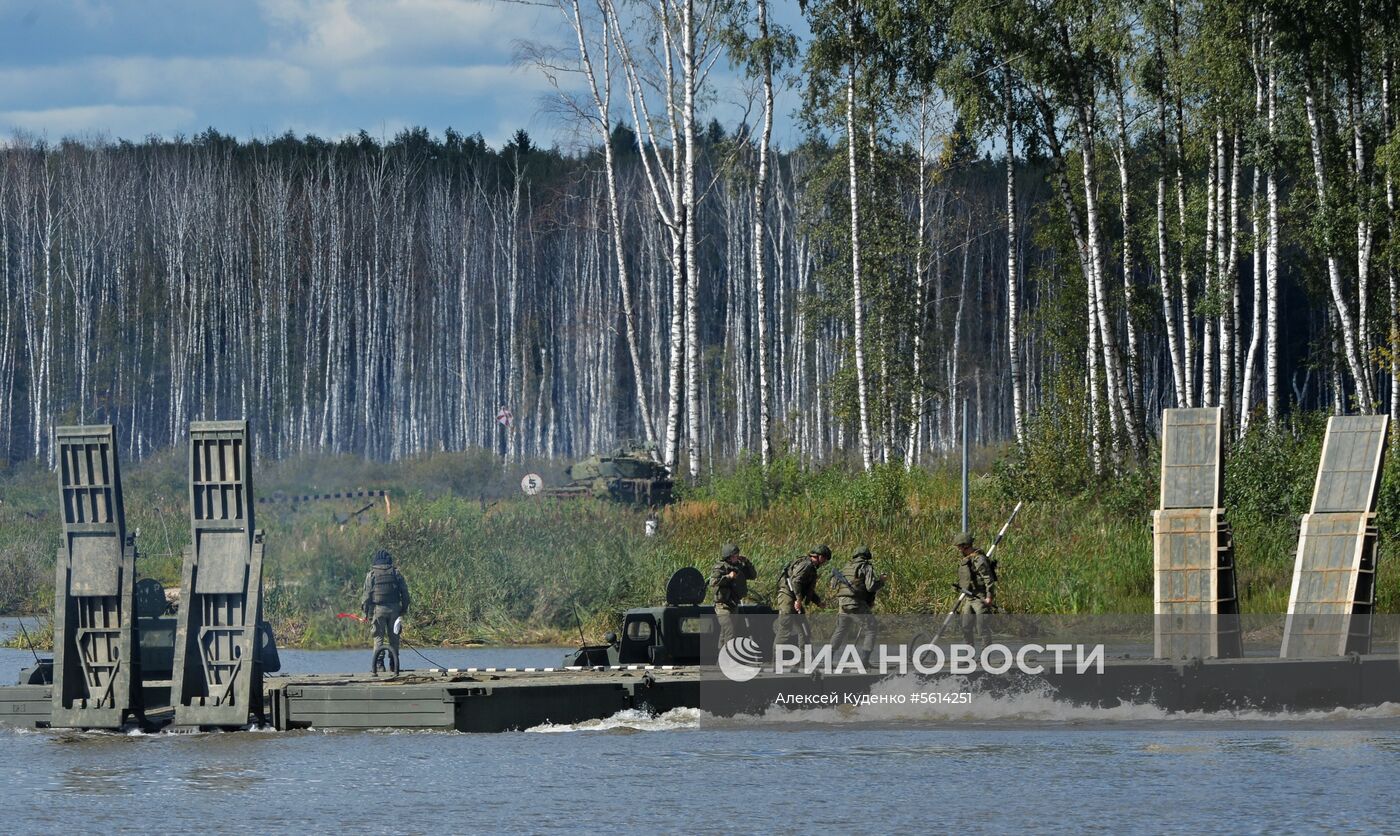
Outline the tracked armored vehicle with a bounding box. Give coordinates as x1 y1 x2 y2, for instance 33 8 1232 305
544 442 674 506
5 410 1400 735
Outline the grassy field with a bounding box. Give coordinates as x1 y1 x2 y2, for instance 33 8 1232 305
3 418 1398 648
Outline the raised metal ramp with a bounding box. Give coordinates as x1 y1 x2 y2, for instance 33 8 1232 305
1152 408 1241 659
50 425 143 729
170 420 266 727
1282 415 1389 658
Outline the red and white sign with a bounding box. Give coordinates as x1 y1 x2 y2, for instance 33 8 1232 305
496 407 513 427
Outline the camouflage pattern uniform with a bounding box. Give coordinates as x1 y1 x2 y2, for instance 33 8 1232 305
774 546 829 646
829 546 884 661
710 543 756 648
955 533 996 649
361 549 411 665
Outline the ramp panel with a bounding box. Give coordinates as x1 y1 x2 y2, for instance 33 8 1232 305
50 425 142 729
171 420 265 727
1152 509 1241 660
1153 408 1240 659
1283 415 1388 658
1310 415 1388 513
1160 408 1224 510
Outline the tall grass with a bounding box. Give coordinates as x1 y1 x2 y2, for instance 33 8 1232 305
3 417 1398 647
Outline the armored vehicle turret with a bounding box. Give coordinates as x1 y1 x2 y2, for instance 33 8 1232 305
545 442 674 506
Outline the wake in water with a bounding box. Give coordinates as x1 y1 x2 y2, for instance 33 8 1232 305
526 707 705 733
524 676 1400 733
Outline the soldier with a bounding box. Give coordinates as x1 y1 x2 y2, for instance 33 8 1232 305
710 543 757 648
829 545 887 665
361 548 411 673
774 545 832 647
954 531 996 650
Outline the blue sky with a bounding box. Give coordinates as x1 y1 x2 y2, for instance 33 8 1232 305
0 0 810 151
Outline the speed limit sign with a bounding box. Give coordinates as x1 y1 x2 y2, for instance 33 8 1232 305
521 473 543 496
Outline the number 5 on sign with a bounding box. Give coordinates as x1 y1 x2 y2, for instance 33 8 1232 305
521 473 543 496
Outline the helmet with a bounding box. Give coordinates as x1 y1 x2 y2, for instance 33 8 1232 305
853 545 872 559
954 531 974 548
720 543 740 560
811 544 832 559
372 548 393 566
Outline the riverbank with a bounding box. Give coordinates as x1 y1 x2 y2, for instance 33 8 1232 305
3 419 1398 649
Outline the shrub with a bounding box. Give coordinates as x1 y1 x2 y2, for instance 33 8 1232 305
1225 413 1327 522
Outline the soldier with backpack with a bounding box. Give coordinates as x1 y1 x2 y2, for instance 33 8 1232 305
774 545 831 646
954 531 997 650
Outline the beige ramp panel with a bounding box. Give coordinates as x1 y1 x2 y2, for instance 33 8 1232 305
1153 408 1241 660
1282 415 1388 658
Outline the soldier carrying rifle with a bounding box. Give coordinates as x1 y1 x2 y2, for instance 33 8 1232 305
829 545 887 665
953 531 997 650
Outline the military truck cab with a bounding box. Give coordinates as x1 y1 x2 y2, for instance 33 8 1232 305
566 568 775 667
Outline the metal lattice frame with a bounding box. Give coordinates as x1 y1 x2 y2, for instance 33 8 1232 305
50 425 142 729
171 420 266 727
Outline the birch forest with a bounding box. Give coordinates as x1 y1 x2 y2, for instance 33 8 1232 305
0 0 1397 478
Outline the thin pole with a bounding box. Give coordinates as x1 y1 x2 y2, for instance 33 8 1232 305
961 397 970 533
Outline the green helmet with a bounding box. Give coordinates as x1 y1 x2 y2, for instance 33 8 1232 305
720 543 740 560
853 545 872 559
954 531 974 548
811 544 832 559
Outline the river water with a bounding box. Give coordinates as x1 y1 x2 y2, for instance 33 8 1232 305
3 617 1399 833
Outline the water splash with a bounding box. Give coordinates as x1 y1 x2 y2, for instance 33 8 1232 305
526 707 703 733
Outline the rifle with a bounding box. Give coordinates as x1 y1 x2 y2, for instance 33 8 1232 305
926 502 1023 644
927 584 972 645
829 567 883 607
984 501 1023 561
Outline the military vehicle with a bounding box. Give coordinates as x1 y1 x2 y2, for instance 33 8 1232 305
543 442 674 506
4 421 280 730
5 410 1400 735
565 567 776 667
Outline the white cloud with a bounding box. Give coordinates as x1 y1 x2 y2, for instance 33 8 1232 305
0 104 195 137
0 58 314 108
333 62 552 98
258 0 544 67
0 0 583 142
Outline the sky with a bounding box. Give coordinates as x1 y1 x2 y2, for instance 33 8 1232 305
0 0 811 151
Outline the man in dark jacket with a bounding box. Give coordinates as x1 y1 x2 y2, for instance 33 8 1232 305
361 549 411 670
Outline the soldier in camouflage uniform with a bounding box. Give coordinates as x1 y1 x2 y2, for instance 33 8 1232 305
954 531 996 650
361 548 411 672
774 545 831 647
710 543 757 648
828 545 886 664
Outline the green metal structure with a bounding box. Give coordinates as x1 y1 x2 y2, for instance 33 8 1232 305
50 425 143 729
544 442 674 506
171 420 268 727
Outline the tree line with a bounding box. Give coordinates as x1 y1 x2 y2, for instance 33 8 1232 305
0 0 1396 478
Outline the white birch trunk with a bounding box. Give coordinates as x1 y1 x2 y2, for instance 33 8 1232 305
847 54 873 471
1305 78 1375 410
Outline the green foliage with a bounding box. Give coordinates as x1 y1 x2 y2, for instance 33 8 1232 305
7 426 1400 639
992 381 1094 501
1224 413 1328 523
